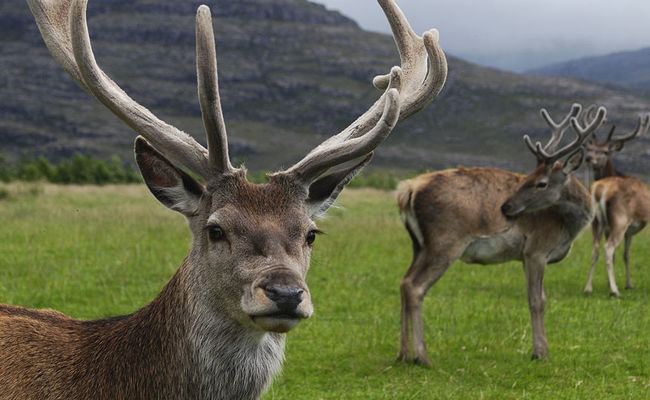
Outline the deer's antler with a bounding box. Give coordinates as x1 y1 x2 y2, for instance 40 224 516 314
274 0 448 184
29 0 447 184
27 0 214 177
606 114 650 147
525 106 606 165
524 103 582 160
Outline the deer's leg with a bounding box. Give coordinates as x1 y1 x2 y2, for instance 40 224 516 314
623 231 634 290
400 241 465 366
524 255 548 359
584 220 603 295
604 223 626 298
398 250 424 362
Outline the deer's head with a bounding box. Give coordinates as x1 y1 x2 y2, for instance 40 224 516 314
501 104 606 218
28 0 447 333
583 106 650 172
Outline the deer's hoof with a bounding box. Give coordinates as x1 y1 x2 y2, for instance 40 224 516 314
583 288 593 296
610 291 621 298
625 285 633 290
530 352 548 361
396 352 410 363
413 355 433 368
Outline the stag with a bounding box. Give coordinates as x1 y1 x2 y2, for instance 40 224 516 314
583 109 650 296
396 104 605 364
0 0 447 398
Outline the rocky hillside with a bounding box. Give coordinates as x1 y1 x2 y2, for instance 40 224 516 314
2 0 650 174
529 47 650 95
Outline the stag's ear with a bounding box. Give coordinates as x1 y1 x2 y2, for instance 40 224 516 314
562 149 585 175
610 141 625 152
305 154 373 218
135 137 205 216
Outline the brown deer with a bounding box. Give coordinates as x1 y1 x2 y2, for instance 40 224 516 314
396 104 605 365
1 0 447 398
583 111 650 296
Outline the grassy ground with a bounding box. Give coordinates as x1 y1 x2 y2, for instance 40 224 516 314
0 183 648 399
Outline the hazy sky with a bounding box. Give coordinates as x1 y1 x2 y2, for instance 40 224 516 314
314 0 650 72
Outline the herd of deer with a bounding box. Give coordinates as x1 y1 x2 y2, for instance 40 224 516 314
0 0 648 398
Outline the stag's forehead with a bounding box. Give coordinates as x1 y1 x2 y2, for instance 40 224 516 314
206 174 308 223
586 142 608 151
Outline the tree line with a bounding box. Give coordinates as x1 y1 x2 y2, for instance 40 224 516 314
0 154 413 189
0 154 141 184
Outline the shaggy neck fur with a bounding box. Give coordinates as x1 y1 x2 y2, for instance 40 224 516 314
553 177 593 239
79 258 285 400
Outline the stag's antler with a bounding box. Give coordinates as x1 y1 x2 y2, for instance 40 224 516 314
580 104 600 129
524 104 582 159
28 0 447 185
604 114 650 147
525 106 606 165
274 0 448 183
27 0 214 177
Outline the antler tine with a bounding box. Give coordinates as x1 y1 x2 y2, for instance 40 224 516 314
605 125 617 143
373 0 448 119
28 0 212 178
550 107 607 163
523 134 544 162
196 6 234 173
284 89 401 182
540 103 582 152
580 104 598 127
609 114 650 144
275 0 447 184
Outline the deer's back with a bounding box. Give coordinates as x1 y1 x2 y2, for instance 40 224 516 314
0 303 184 400
399 167 524 239
593 176 650 223
0 305 86 399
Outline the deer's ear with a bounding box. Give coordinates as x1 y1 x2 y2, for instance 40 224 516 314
562 149 585 175
610 141 625 152
305 154 372 218
135 137 205 216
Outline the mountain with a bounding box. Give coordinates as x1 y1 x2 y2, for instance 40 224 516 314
529 47 650 95
2 0 650 175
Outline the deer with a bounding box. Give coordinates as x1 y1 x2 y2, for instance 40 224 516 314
583 109 650 296
1 0 447 398
396 103 605 365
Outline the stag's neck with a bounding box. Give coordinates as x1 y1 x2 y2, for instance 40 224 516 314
86 258 285 400
593 159 624 181
553 176 593 239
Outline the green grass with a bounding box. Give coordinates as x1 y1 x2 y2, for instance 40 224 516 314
0 183 649 399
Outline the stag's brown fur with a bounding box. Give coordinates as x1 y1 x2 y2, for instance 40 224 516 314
586 176 650 295
0 273 188 399
14 0 448 397
397 165 592 365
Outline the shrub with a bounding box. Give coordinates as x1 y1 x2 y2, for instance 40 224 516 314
0 153 141 185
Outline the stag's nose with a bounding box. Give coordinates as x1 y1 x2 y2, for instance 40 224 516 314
263 284 304 312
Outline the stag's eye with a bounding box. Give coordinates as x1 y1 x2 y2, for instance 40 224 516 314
306 230 318 246
536 181 548 189
208 225 225 242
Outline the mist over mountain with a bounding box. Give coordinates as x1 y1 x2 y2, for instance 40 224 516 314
529 47 650 95
2 0 650 175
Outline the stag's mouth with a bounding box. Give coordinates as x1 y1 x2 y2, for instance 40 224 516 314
251 311 309 333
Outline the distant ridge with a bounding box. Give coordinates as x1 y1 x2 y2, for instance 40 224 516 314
528 47 650 94
1 0 650 175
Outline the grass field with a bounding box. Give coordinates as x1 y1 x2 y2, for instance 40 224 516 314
0 183 649 399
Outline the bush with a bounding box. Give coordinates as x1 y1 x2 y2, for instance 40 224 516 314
0 153 141 185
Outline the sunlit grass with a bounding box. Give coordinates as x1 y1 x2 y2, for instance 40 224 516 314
0 184 648 399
